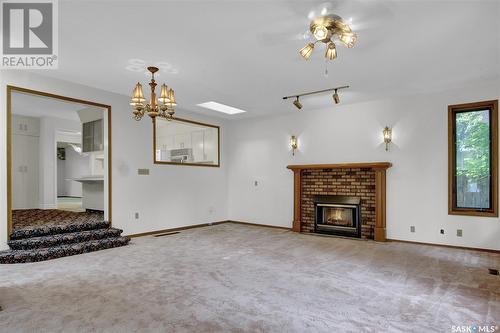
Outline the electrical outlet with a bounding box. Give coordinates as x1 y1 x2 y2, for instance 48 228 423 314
457 229 463 237
440 229 445 234
410 226 415 233
135 212 139 219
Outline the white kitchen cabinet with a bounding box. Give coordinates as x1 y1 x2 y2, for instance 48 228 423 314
12 115 40 136
12 115 40 209
12 134 39 209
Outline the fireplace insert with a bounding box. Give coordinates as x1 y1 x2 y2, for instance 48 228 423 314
314 195 361 238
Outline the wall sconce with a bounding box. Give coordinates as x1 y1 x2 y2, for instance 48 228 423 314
383 126 392 151
290 135 298 156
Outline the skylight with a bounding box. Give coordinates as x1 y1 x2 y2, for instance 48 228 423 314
197 101 247 115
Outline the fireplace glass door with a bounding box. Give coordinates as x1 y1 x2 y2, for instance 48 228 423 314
315 203 360 237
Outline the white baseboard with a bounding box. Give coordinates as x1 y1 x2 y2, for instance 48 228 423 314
39 203 57 209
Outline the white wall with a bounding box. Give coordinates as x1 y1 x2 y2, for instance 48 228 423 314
227 80 500 251
0 72 229 250
1 71 498 251
39 117 81 209
59 146 89 197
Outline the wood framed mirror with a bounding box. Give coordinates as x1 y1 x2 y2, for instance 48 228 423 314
153 117 220 167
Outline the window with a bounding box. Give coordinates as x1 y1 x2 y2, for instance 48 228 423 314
448 100 498 217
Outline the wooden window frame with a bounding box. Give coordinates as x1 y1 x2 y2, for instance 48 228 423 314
448 100 498 217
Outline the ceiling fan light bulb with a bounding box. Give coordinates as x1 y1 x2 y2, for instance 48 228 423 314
339 32 357 48
325 42 337 60
299 43 315 60
313 25 329 41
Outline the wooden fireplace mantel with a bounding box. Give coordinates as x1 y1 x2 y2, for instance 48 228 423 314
287 162 392 171
287 162 392 242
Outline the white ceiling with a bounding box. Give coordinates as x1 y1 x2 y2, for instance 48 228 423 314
33 0 499 119
12 91 103 121
12 91 86 120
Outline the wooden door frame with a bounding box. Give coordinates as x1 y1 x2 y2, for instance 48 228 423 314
6 85 112 239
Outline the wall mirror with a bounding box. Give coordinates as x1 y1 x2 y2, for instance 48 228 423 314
154 117 220 167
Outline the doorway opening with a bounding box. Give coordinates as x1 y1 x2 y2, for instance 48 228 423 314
1 86 128 264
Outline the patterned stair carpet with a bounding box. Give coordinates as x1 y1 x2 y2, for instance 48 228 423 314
0 209 130 264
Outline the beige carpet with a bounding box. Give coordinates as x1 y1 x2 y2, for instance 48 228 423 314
0 223 498 333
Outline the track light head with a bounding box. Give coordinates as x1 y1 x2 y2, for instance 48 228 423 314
293 97 303 110
332 89 340 104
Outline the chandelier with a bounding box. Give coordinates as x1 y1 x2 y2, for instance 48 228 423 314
299 14 357 61
130 66 177 121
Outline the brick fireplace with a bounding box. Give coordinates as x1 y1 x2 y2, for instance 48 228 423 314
287 163 392 241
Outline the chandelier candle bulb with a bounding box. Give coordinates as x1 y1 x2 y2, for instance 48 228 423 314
130 83 145 106
158 84 170 106
168 88 177 106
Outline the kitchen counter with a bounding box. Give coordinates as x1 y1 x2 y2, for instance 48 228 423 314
72 176 104 211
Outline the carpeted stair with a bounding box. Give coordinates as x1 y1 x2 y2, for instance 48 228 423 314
0 220 130 264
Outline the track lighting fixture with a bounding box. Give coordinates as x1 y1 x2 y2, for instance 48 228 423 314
293 97 303 110
332 89 340 104
283 86 348 110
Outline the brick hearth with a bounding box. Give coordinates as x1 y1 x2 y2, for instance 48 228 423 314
287 163 392 241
